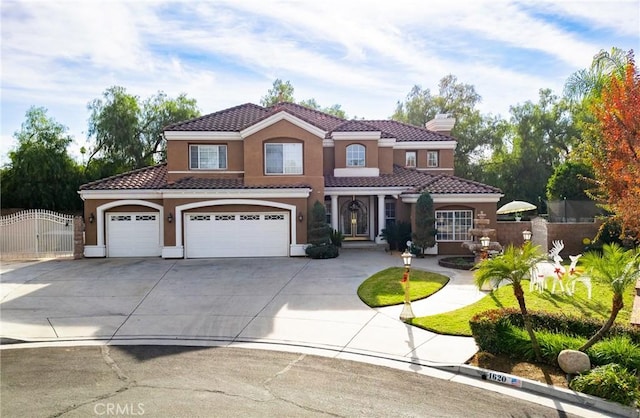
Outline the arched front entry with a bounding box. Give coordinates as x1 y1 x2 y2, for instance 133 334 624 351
340 198 369 240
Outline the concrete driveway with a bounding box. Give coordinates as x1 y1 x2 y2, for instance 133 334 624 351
0 249 484 365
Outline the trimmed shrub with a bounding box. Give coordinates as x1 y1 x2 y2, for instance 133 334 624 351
569 364 640 406
305 244 339 259
329 228 344 247
588 336 640 372
472 308 640 344
306 201 339 259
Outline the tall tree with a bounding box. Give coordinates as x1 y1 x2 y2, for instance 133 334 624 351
391 75 505 179
86 86 199 172
260 79 295 106
1 107 83 210
564 47 628 103
590 54 640 237
484 89 578 205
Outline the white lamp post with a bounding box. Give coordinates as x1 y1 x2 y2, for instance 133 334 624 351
400 250 415 322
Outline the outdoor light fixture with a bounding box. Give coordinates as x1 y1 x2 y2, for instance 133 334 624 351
88 213 95 224
480 235 491 249
298 211 303 222
522 230 532 242
399 249 415 322
402 250 413 269
167 212 173 223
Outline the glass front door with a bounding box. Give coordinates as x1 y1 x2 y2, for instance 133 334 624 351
341 199 369 239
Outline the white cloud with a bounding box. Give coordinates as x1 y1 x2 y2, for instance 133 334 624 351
1 0 638 165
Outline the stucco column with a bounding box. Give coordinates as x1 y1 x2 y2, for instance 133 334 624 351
376 194 386 243
330 195 339 231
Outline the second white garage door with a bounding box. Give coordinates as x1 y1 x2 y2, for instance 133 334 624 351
185 212 289 258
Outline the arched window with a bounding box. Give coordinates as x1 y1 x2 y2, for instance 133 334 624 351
346 144 365 167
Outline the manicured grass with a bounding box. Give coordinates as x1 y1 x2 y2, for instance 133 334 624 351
410 279 634 336
357 267 449 307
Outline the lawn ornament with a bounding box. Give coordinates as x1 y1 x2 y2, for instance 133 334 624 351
565 254 592 299
530 240 566 294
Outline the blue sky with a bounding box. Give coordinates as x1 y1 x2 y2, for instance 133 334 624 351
1 0 639 164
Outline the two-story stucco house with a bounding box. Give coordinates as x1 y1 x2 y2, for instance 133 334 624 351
79 102 502 258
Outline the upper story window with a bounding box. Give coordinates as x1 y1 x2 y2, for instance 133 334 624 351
190 145 227 170
265 143 303 174
346 144 366 167
405 151 417 167
427 151 439 167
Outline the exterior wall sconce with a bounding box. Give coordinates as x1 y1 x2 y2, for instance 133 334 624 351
522 230 532 242
297 211 304 222
168 212 173 223
88 213 95 224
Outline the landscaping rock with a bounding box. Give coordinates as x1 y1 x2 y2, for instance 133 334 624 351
557 349 591 374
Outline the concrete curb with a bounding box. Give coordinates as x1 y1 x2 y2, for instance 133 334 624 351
1 336 637 418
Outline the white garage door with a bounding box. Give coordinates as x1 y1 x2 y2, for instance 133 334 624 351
185 212 289 258
106 212 161 257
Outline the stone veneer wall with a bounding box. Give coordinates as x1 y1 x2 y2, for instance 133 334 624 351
74 216 84 259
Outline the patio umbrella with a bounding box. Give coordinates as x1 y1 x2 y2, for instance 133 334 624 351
496 200 537 215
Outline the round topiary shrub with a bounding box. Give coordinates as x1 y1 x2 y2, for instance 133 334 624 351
569 364 640 406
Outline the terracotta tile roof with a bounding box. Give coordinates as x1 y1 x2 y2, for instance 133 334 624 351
79 164 309 191
165 103 268 131
164 102 451 142
363 120 454 142
326 165 501 194
80 164 168 190
166 177 310 190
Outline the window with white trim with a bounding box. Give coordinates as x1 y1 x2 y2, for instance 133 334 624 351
427 151 439 168
385 201 396 228
405 151 417 167
346 144 366 167
190 145 227 169
436 210 472 241
265 143 303 174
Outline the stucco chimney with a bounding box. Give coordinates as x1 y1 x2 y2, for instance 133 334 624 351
425 114 456 135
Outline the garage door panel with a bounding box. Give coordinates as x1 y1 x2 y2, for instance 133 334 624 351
185 212 289 258
107 213 161 257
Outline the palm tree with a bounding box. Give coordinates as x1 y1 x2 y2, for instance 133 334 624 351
474 242 546 362
564 47 629 102
579 243 640 351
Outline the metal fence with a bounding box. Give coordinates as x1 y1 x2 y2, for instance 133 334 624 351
0 210 75 259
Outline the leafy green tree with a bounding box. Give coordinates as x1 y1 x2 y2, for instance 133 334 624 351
260 79 296 106
412 192 437 255
305 201 339 259
391 75 506 180
546 161 594 200
565 47 628 103
86 86 199 172
474 242 546 362
485 89 578 205
1 107 83 210
578 244 640 351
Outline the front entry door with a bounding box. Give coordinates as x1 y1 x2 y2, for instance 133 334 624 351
341 199 369 239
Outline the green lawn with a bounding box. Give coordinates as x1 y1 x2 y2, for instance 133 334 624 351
357 267 449 307
410 279 634 336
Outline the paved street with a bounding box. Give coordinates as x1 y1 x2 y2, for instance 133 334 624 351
1 345 583 418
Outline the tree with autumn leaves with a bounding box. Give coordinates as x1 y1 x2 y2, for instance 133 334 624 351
590 52 640 240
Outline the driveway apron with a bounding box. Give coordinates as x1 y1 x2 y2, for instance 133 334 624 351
0 249 484 365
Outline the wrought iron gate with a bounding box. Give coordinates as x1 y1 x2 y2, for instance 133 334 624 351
0 210 75 259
